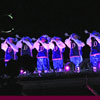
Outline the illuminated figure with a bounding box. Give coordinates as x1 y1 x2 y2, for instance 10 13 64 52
1 37 18 66
16 36 34 57
86 31 100 72
49 36 66 72
34 35 50 74
65 33 85 73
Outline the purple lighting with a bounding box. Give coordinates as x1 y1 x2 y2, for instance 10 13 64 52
20 69 24 74
23 71 27 75
98 62 100 70
93 67 97 72
65 65 70 72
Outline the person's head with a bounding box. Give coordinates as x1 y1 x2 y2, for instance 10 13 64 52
92 31 100 37
23 36 32 42
71 33 80 39
41 38 46 43
53 36 61 41
8 38 13 43
73 35 79 39
56 38 61 41
25 39 29 41
9 38 13 43
40 37 47 43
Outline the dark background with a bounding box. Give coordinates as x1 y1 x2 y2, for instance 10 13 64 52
0 0 100 59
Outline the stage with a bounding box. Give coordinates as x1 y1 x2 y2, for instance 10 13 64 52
0 70 100 96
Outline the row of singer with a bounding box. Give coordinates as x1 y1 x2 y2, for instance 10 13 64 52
1 30 100 73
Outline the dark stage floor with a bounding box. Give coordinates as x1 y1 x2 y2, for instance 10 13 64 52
0 71 100 96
